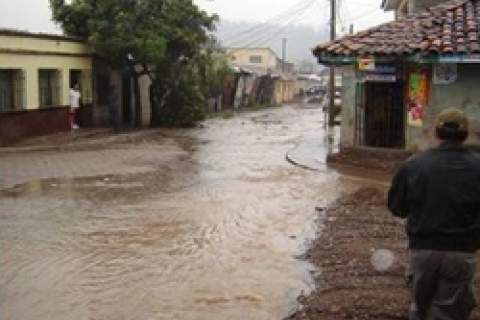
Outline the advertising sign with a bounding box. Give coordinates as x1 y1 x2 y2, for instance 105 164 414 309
358 58 376 71
407 68 430 127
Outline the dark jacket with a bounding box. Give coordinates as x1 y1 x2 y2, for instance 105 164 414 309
388 143 480 252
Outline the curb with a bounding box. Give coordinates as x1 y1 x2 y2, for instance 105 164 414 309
285 150 322 172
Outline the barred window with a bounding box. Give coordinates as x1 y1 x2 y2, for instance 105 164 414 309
0 69 25 112
39 69 61 107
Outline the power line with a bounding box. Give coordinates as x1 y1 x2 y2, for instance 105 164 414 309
224 2 315 48
221 0 306 39
223 0 312 46
227 0 315 48
239 0 319 48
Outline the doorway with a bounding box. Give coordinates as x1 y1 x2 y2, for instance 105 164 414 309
122 75 133 126
70 70 82 89
363 81 405 148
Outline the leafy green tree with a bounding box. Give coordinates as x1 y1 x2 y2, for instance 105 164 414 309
50 0 218 127
202 42 231 99
150 37 232 126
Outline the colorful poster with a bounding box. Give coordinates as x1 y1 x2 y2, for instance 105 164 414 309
407 68 430 127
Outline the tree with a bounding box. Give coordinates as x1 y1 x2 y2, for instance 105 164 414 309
149 37 232 126
50 0 218 127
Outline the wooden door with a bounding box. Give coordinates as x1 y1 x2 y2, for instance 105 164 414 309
364 81 404 148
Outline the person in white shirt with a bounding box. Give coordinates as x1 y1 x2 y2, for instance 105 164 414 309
69 83 81 129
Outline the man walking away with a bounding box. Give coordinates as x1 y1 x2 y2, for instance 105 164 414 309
69 83 81 129
388 108 480 320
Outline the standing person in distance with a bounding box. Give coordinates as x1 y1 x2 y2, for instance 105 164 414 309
388 108 480 320
69 83 81 129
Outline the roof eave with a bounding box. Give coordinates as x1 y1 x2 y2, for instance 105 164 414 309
316 55 355 65
316 52 480 65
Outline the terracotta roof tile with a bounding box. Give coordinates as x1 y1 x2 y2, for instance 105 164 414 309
313 0 480 58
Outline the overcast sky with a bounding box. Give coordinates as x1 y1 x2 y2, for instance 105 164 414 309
0 0 393 35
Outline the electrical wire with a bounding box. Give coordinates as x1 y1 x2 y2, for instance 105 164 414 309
241 0 322 48
222 0 312 46
239 0 316 48
222 0 306 38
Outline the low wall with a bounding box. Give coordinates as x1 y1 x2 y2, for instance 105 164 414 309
78 104 94 127
0 104 97 146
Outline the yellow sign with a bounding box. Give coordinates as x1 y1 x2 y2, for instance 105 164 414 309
358 58 376 71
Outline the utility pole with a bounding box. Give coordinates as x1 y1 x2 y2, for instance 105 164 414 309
328 0 336 127
282 38 287 73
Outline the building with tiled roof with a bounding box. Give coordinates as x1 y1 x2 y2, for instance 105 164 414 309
315 0 480 60
314 0 480 152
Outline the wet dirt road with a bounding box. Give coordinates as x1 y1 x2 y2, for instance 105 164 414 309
0 105 375 320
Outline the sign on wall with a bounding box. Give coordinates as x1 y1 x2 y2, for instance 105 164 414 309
357 60 398 83
362 74 397 82
407 68 430 127
433 63 457 85
358 58 376 71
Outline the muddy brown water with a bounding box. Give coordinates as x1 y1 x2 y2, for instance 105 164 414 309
0 105 384 320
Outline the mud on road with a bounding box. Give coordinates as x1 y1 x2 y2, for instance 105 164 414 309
286 187 480 320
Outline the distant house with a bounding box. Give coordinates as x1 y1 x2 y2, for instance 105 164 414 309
226 47 294 76
314 0 480 152
226 47 296 105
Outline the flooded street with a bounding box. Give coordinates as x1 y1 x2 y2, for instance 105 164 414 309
1 105 371 320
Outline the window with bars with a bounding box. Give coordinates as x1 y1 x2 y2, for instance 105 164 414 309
39 69 61 107
0 69 25 112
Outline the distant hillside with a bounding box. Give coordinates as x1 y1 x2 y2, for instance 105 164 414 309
213 19 328 67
